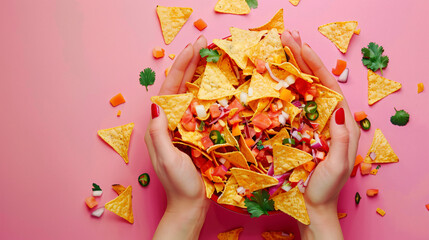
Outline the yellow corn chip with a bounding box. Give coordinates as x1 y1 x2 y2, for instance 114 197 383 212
214 182 225 193
231 168 279 192
376 208 386 216
177 124 204 149
234 80 250 100
223 126 239 148
263 128 291 147
202 175 215 199
198 62 238 100
217 227 244 240
318 21 358 53
156 6 193 45
97 123 134 164
218 55 239 86
289 0 301 6
337 212 347 219
273 144 313 175
151 93 193 131
261 231 295 240
272 62 315 83
231 27 267 45
172 141 213 161
217 175 246 208
364 129 399 163
284 46 300 70
250 9 285 33
248 29 286 64
284 102 302 126
105 185 134 223
238 134 257 165
112 184 126 195
367 70 401 105
314 84 343 132
215 152 249 169
243 59 255 75
247 71 280 102
250 98 273 120
272 187 310 225
289 166 309 182
185 82 216 111
214 0 250 15
207 143 234 153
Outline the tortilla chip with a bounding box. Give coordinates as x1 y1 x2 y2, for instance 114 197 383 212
217 227 244 240
273 144 313 175
223 126 239 148
243 59 255 75
313 84 343 132
207 143 234 153
234 80 250 100
263 128 291 147
185 82 216 111
367 70 401 105
112 184 126 195
240 109 254 118
218 55 239 86
215 152 249 169
273 187 310 225
105 185 134 223
202 176 215 199
231 168 279 192
284 46 300 70
364 129 399 163
338 213 347 219
97 123 134 164
151 93 193 131
214 0 250 15
284 102 302 126
289 166 309 182
177 124 204 149
320 123 331 139
198 62 238 100
248 29 286 64
289 0 301 6
250 9 284 33
261 231 295 240
214 182 225 193
318 21 358 53
250 98 272 119
172 141 213 161
272 62 315 83
238 135 257 165
247 71 280 102
217 175 246 208
156 6 193 45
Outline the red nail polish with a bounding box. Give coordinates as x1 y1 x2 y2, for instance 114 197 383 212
335 108 345 125
151 103 160 119
183 43 191 50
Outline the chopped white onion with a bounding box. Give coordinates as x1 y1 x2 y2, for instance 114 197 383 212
338 68 349 83
265 62 282 82
218 98 228 107
274 80 285 90
315 151 325 160
281 182 292 192
302 132 311 139
248 87 253 97
369 152 376 161
240 92 248 105
281 111 289 120
92 190 103 197
283 81 290 89
297 179 306 193
291 131 302 141
278 114 286 125
236 186 246 195
195 105 207 118
219 157 226 164
91 207 105 218
285 74 296 85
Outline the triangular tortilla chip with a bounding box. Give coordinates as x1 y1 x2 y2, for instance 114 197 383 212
284 101 302 126
207 143 234 153
218 54 239 86
272 62 315 83
284 46 300 70
198 62 238 100
231 27 267 45
289 0 301 6
215 152 249 169
318 21 358 53
364 129 399 163
172 141 213 161
217 227 244 240
234 80 251 100
202 175 215 199
249 9 284 33
185 82 216 111
214 0 250 15
368 70 401 105
177 124 204 149
320 123 331 139
217 175 246 208
151 93 193 131
238 134 257 165
273 144 313 175
214 182 225 193
261 231 295 240
248 29 286 64
105 185 134 223
263 128 291 147
156 6 193 45
243 59 255 76
247 71 280 102
272 187 310 225
97 123 134 164
314 84 343 132
223 125 239 148
230 168 279 192
289 166 309 182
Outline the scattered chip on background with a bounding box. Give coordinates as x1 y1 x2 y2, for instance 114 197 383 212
151 93 193 131
112 184 126 195
214 0 250 15
289 0 301 6
230 168 279 192
250 9 284 33
272 187 310 225
367 70 402 105
364 129 399 163
156 6 193 44
217 227 244 240
104 185 134 223
318 21 358 53
97 123 134 164
261 231 295 240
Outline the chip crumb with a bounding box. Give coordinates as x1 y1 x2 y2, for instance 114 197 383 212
117 110 121 117
425 204 429 211
354 29 361 35
370 169 378 175
376 208 386 216
337 212 347 219
418 83 424 93
168 54 175 60
165 65 171 77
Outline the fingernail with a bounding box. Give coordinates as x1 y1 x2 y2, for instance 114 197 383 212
183 43 191 50
292 30 299 38
285 29 291 35
151 103 160 119
304 43 311 49
197 35 203 40
335 108 345 125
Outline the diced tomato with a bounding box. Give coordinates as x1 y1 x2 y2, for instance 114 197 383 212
211 122 224 132
268 109 282 118
257 149 266 159
301 142 311 154
304 93 314 101
212 165 227 178
332 59 347 76
266 154 273 163
209 104 221 119
252 113 272 130
354 111 367 122
201 161 214 173
193 156 207 169
319 135 330 152
190 99 200 115
204 167 214 181
182 117 197 131
152 47 165 59
354 155 364 166
231 124 241 136
227 98 245 112
293 78 312 96
223 161 231 169
85 196 98 209
228 113 243 125
303 161 316 172
245 138 255 148
201 136 214 149
255 58 266 74
360 162 372 175
181 108 193 123
191 149 202 158
270 99 283 112
268 117 281 129
366 189 379 197
248 127 256 139
306 85 318 98
193 18 207 31
251 148 259 158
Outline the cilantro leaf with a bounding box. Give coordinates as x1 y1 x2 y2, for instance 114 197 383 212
246 0 258 9
199 48 221 63
361 42 389 75
390 108 410 126
92 183 101 191
139 68 156 91
198 121 205 131
244 190 274 218
256 140 264 150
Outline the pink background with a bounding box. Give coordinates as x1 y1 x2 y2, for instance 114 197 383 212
1 0 428 239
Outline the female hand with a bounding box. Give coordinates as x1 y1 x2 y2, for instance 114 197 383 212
145 36 209 240
281 30 361 240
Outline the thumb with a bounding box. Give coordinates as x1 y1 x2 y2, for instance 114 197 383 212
326 107 350 170
148 103 176 158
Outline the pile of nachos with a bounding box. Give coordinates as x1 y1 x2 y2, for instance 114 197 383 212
151 17 343 225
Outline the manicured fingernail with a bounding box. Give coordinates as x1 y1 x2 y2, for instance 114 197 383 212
151 103 160 119
304 43 311 49
292 30 299 38
335 108 345 125
184 43 191 50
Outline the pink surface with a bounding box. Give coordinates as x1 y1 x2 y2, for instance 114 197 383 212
1 0 428 239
